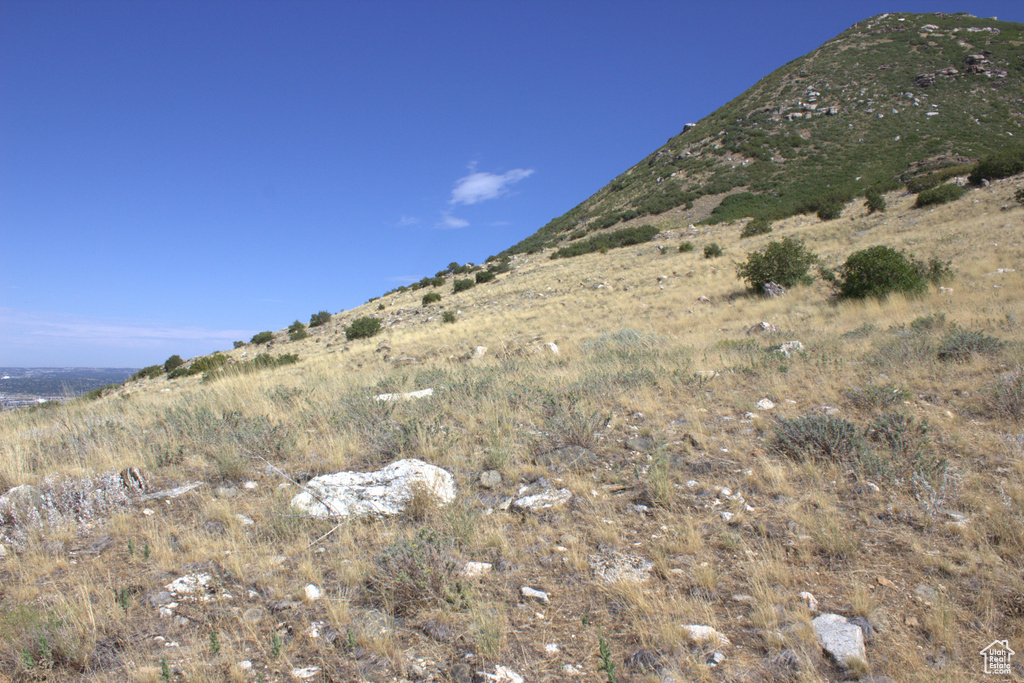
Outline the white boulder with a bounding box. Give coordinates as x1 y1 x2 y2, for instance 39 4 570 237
290 458 455 519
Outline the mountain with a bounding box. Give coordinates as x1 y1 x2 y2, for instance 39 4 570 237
499 11 1023 256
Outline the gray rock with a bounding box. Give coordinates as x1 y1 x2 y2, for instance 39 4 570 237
479 470 502 489
625 435 656 452
521 586 550 604
512 487 572 512
763 282 786 298
590 552 654 584
534 445 596 471
812 613 867 669
290 458 456 519
776 340 804 356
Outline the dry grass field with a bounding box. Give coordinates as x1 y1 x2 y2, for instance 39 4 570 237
1 177 1023 682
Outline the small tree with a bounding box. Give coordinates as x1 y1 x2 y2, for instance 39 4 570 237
309 311 332 328
164 355 184 374
345 317 382 340
835 245 944 299
915 184 965 208
422 291 442 307
475 270 496 284
865 189 886 214
704 243 723 259
251 331 274 345
740 218 772 239
736 237 818 293
288 320 308 341
453 278 475 293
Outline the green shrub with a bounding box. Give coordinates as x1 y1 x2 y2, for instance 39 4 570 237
442 311 457 324
736 237 817 292
835 246 951 300
740 217 772 238
131 365 163 381
678 241 694 253
988 368 1024 423
366 529 462 616
863 412 945 484
429 276 446 287
287 320 308 341
703 243 722 259
164 355 184 374
168 352 228 379
422 291 442 306
1016 188 1024 204
771 414 864 463
82 384 121 401
233 341 245 349
376 303 385 311
915 184 965 208
251 331 274 345
475 270 496 284
550 224 660 259
865 188 886 214
203 353 299 382
816 200 843 221
936 325 1004 362
486 257 511 274
345 317 382 341
453 278 475 293
309 311 332 328
969 149 1024 184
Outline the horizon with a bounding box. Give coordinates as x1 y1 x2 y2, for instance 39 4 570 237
3 0 1022 367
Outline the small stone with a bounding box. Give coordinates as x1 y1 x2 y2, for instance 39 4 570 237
545 643 559 654
214 487 239 499
732 594 756 605
720 511 735 522
905 615 919 628
304 584 322 601
235 514 255 526
291 666 321 680
461 561 493 578
243 481 258 489
914 584 936 601
799 591 819 612
775 340 804 356
512 487 572 511
479 470 502 489
756 398 775 410
682 625 731 648
521 586 550 604
813 613 867 669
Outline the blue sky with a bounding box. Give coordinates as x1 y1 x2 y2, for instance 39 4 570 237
2 0 1021 367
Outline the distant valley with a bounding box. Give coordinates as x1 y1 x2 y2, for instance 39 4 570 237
0 367 137 408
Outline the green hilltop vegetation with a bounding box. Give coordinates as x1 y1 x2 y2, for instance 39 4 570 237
496 11 1024 257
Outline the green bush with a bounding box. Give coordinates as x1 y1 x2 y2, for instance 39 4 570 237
474 270 496 284
366 529 462 616
131 365 163 381
453 278 475 293
1016 188 1024 204
164 355 184 374
442 311 457 324
251 331 274 345
936 325 1004 362
740 217 772 238
287 320 308 341
82 384 121 401
168 352 228 379
771 414 864 463
203 353 299 382
865 188 886 214
703 243 723 259
345 317 382 341
835 246 950 300
915 184 965 208
309 311 332 328
550 224 660 259
735 237 817 292
678 241 694 253
422 291 442 306
233 341 245 349
816 200 843 221
969 149 1024 184
429 276 446 287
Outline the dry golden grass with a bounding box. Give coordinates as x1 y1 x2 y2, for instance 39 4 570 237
1 177 1023 681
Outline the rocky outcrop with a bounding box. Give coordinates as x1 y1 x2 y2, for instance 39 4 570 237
290 458 456 519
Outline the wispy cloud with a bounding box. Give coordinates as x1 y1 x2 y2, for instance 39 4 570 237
436 212 470 230
386 275 420 284
449 168 534 205
396 215 419 227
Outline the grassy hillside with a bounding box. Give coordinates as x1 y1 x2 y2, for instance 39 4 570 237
498 12 1024 257
1 174 1023 681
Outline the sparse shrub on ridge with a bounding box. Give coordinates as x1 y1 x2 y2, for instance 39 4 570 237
422 291 442 307
309 311 332 328
865 188 886 213
441 311 457 324
453 278 475 293
678 241 694 253
915 184 965 208
816 199 843 221
367 529 463 617
345 316 382 340
771 414 864 463
704 243 722 259
1016 188 1024 204
550 224 660 259
251 331 274 345
168 352 228 379
740 217 772 238
164 355 184 374
475 270 496 284
287 320 308 341
131 365 163 381
936 325 1004 362
736 237 817 292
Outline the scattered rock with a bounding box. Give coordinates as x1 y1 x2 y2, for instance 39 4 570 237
625 435 655 452
776 341 804 356
472 346 488 359
799 591 819 612
120 467 148 493
812 613 867 669
682 625 731 648
477 665 525 683
756 398 775 410
291 666 321 680
590 552 654 584
290 458 456 519
140 482 204 501
521 586 550 604
512 486 572 512
374 387 434 402
625 648 662 672
763 282 786 298
449 663 473 683
304 584 322 601
461 561 493 578
534 445 596 471
914 584 937 602
479 470 502 489
746 321 777 335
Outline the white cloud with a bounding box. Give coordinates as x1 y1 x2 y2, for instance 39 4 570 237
450 168 534 205
396 215 419 227
437 212 470 229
